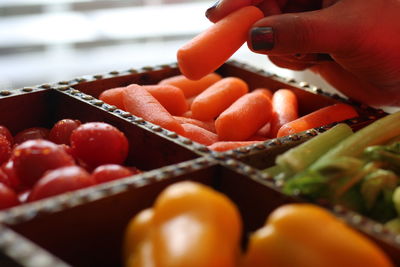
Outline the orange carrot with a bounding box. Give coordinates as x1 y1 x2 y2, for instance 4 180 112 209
159 73 222 98
277 103 359 137
186 96 196 109
142 85 188 115
182 110 193 118
122 84 184 134
191 77 249 121
180 123 218 146
256 122 271 137
173 116 216 133
215 90 273 141
99 87 125 109
177 6 264 80
254 88 273 100
99 85 188 115
208 141 262 152
269 89 299 138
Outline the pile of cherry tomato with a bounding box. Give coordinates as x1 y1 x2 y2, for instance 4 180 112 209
0 119 140 210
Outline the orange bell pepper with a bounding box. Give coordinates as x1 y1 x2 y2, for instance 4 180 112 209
123 181 242 267
242 204 393 267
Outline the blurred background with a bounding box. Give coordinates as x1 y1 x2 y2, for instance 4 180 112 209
0 0 334 92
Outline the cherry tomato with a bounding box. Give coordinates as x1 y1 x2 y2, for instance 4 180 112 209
1 160 22 191
0 182 20 210
14 127 50 145
70 122 129 169
28 166 95 201
0 135 11 165
0 125 13 144
49 119 81 145
92 164 135 184
11 139 75 187
18 189 30 203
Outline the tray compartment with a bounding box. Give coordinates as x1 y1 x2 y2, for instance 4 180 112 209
0 157 299 267
0 88 200 171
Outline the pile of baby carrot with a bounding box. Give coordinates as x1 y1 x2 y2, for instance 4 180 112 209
99 5 358 151
99 73 358 152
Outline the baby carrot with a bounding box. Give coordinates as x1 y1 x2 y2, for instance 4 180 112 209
182 110 193 118
254 88 273 100
180 123 218 146
277 103 358 137
173 116 216 133
99 87 125 110
256 123 271 137
158 73 222 98
177 6 264 80
269 89 299 138
142 85 188 116
215 90 273 141
122 84 184 134
208 141 262 152
191 77 249 121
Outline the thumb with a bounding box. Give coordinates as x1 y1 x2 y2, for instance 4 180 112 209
248 6 355 55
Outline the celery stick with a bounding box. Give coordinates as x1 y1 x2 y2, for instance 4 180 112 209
275 123 353 175
310 111 400 171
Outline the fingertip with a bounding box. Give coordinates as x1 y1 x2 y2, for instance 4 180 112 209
205 0 256 23
205 0 220 22
248 26 274 53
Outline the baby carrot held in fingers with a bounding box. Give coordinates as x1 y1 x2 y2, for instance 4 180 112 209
269 89 299 138
159 73 222 98
122 85 184 134
177 6 264 80
277 103 358 137
191 77 249 121
215 90 273 141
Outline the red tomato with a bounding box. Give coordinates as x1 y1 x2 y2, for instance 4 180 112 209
49 119 81 145
0 135 11 165
11 139 75 187
18 189 30 203
1 160 22 191
28 166 95 201
70 122 129 169
14 127 50 145
92 164 135 184
0 183 20 210
0 125 13 144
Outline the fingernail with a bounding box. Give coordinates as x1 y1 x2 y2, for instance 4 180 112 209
205 0 220 19
250 27 274 52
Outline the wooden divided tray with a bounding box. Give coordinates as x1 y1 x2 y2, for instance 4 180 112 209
0 61 395 267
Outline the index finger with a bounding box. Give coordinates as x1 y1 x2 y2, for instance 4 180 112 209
206 0 280 23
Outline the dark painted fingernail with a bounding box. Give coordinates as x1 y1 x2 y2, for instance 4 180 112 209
205 0 220 19
250 27 274 52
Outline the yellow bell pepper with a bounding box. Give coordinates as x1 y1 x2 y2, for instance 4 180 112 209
242 204 393 267
124 181 242 267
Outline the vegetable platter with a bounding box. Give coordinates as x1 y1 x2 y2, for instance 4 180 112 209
0 61 392 266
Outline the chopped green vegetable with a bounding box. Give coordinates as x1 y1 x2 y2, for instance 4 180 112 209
310 111 400 172
360 166 397 209
268 123 353 179
274 111 400 223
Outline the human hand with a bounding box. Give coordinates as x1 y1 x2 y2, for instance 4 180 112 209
206 0 400 107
